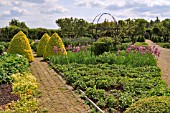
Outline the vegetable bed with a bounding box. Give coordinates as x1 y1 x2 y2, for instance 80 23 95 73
51 63 170 112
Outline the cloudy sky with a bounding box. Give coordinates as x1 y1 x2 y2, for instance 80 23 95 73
0 0 170 29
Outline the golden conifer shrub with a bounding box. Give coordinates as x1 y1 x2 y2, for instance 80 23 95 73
43 33 67 59
36 33 51 57
8 31 34 62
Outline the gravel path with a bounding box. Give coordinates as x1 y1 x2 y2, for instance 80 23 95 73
30 55 91 113
145 39 170 87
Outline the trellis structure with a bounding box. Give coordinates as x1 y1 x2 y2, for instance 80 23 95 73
91 13 120 39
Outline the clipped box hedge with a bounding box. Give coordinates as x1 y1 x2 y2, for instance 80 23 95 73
125 96 170 113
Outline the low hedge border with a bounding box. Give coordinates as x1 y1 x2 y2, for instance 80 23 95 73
125 96 170 113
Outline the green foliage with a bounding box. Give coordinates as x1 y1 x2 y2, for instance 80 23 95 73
37 33 51 56
3 72 38 112
94 37 113 55
0 42 9 48
134 42 148 47
0 26 28 41
56 17 90 38
162 43 170 48
62 37 93 47
9 19 28 28
117 43 129 50
48 51 96 65
49 48 156 67
0 45 5 54
51 63 170 112
137 36 145 42
7 31 34 62
30 40 39 52
86 85 105 102
43 33 67 59
0 53 29 84
125 96 170 113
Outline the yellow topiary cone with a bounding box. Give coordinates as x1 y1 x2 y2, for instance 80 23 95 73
36 33 51 57
8 31 34 62
43 33 67 59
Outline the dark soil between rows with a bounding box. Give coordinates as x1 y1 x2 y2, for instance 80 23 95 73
0 84 19 106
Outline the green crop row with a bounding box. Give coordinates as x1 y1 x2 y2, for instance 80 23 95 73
51 63 170 112
0 53 29 84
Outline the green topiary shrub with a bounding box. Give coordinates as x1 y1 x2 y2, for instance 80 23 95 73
36 33 51 56
125 96 170 113
7 31 34 62
43 33 67 59
137 36 145 42
93 37 113 55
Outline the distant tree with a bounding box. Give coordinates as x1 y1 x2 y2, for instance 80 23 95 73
9 19 28 28
56 17 90 38
155 17 160 23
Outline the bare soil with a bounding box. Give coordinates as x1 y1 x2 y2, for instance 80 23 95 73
0 84 19 109
145 39 170 87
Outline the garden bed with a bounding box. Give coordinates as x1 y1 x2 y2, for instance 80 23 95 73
50 63 170 112
0 84 19 106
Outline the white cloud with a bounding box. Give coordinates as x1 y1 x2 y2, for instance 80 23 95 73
41 6 68 14
12 1 22 6
17 0 45 4
0 0 170 29
1 7 29 17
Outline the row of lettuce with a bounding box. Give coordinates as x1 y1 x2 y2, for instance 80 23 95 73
0 54 39 112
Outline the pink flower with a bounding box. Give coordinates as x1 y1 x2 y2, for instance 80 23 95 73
61 48 65 53
157 50 160 57
117 49 121 55
67 44 73 50
53 46 58 53
142 51 145 55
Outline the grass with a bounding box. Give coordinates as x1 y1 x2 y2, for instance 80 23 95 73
134 42 148 47
157 42 170 49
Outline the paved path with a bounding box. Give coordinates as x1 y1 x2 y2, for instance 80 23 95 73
145 40 170 87
30 56 91 113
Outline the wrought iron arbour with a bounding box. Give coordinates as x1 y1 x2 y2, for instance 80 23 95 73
90 13 120 57
91 13 119 39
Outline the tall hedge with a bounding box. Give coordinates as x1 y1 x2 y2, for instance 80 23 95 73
43 33 67 59
7 31 34 62
36 33 51 57
125 96 170 113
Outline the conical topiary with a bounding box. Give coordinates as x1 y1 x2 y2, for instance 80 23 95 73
8 31 34 62
43 33 67 59
36 33 51 57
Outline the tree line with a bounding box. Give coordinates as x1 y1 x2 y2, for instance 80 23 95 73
1 17 170 43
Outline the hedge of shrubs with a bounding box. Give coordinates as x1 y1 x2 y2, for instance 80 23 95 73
125 96 170 113
0 26 61 41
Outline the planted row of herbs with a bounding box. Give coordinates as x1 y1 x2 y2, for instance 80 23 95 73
49 50 157 67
